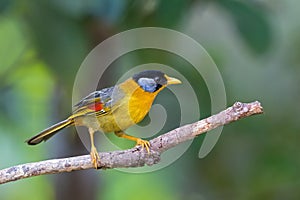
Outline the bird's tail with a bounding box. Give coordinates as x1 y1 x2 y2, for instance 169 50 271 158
26 118 74 145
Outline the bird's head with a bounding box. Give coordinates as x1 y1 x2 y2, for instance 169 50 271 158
132 70 181 93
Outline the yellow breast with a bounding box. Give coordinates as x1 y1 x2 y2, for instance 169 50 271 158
119 79 159 124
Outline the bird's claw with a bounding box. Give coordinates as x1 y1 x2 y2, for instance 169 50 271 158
136 138 151 154
90 146 100 169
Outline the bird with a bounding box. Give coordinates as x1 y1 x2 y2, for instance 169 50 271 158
26 70 181 168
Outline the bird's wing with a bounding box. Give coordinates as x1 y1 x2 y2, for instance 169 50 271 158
71 86 124 118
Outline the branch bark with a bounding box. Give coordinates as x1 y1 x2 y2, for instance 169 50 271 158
0 101 263 184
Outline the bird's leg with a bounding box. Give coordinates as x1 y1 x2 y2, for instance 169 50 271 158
88 128 100 169
114 131 150 153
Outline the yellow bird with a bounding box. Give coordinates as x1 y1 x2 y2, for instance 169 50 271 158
26 70 181 168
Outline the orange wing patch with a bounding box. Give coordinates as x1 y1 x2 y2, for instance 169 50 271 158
87 101 103 111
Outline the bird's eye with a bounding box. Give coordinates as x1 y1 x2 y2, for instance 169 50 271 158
154 76 160 82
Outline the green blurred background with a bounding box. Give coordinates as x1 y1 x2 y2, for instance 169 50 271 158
0 0 299 199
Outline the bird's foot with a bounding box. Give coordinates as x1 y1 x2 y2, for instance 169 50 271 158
90 146 100 169
136 138 151 154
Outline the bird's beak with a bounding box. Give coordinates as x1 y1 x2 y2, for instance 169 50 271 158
165 75 182 85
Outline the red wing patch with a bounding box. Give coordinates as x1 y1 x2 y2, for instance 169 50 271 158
87 101 103 111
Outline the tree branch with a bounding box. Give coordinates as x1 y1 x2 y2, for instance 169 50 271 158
0 101 263 184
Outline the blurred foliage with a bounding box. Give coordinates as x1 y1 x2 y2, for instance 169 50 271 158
0 0 300 200
218 0 272 54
